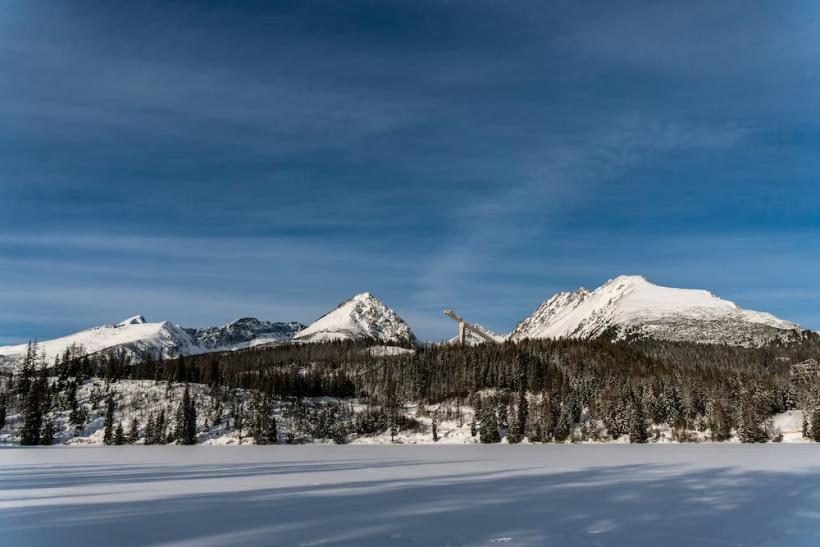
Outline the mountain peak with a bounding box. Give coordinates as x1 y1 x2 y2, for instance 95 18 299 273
604 274 650 287
118 315 147 326
295 292 416 344
511 276 802 346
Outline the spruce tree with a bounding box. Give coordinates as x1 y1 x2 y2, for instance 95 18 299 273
128 417 139 444
145 413 156 445
103 396 116 445
39 420 55 445
20 374 45 445
809 407 820 442
516 391 529 440
479 404 500 443
0 392 6 431
176 386 197 445
431 416 438 442
114 422 125 445
628 398 649 443
553 406 571 442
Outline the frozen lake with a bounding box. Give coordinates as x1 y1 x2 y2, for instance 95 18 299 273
2 445 819 546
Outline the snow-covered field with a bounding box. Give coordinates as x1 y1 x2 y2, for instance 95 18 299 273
2 445 819 546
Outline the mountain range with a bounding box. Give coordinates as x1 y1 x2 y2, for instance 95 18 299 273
0 276 809 368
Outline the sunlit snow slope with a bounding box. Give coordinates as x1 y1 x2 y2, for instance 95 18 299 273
295 292 416 345
510 275 803 346
0 315 200 367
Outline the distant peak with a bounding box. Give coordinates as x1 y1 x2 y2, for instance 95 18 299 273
118 315 146 326
352 292 375 301
605 275 650 286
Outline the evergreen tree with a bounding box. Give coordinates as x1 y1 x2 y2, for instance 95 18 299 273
128 417 139 444
737 398 768 443
145 413 156 445
176 386 197 445
39 420 55 445
156 409 167 444
628 397 649 443
0 392 6 431
114 422 125 445
809 407 820 442
103 396 116 445
479 404 500 443
431 416 439 442
497 404 508 432
553 406 572 442
251 391 277 445
516 391 529 440
20 373 46 445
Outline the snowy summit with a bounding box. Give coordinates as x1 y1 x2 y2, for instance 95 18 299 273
295 292 416 345
510 275 803 346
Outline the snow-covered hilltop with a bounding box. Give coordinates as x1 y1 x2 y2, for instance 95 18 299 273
295 292 416 345
0 316 201 367
510 275 804 346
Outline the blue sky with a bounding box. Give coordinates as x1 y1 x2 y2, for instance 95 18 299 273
2 1 820 343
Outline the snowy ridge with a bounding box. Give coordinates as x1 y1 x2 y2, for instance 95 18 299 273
0 315 306 369
295 292 416 345
0 317 201 367
510 275 803 346
189 318 305 351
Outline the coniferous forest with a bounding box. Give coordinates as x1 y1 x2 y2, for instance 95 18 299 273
3 334 820 446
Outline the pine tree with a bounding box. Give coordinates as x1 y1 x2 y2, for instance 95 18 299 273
497 404 508 432
0 392 6 431
809 407 820 442
39 420 55 445
114 422 125 445
479 404 500 443
506 410 520 444
516 390 529 440
20 373 45 445
103 396 116 445
176 386 197 445
156 409 167 444
128 417 139 444
737 398 768 443
251 391 277 445
553 406 572 442
431 416 439 442
628 397 649 443
145 413 156 445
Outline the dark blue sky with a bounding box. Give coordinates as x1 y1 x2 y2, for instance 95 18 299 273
2 1 820 343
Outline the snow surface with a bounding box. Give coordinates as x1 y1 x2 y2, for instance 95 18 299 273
365 345 416 357
2 445 820 546
511 275 802 346
295 292 416 344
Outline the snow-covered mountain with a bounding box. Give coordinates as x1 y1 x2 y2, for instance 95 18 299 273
295 292 416 345
510 275 804 346
0 315 306 369
0 315 201 368
188 318 305 351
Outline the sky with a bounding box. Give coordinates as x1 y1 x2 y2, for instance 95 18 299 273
2 0 820 343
